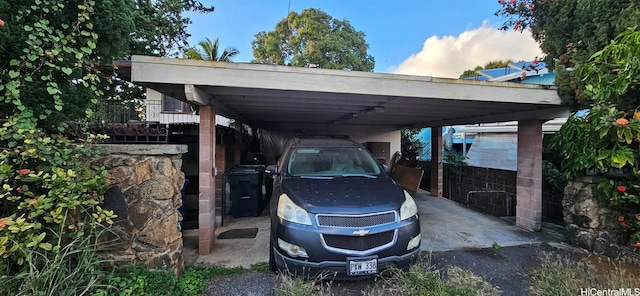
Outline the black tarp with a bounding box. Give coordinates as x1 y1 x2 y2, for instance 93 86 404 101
257 129 292 164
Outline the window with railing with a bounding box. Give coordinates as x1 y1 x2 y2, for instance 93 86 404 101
163 95 192 113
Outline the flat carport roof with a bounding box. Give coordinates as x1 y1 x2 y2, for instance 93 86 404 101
127 55 569 255
129 55 567 129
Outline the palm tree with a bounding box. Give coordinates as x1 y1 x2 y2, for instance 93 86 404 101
184 37 239 62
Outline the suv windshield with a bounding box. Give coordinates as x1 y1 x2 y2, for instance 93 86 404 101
287 147 381 177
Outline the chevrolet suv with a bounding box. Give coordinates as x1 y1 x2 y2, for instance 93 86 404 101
266 136 421 278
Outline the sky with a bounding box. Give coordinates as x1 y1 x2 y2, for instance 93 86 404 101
185 0 543 78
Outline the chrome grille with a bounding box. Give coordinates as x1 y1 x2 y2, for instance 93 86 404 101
322 231 395 251
317 211 396 227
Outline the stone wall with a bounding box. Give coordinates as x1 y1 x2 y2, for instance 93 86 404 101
94 144 187 275
564 177 640 264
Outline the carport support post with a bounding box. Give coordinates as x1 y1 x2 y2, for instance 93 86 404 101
430 126 443 197
516 120 543 232
198 105 217 254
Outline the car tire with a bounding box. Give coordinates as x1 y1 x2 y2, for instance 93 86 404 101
269 238 277 272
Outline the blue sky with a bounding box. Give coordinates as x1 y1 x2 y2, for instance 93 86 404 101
186 1 542 77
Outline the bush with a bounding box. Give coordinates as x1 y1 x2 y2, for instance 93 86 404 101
552 27 640 246
0 111 115 273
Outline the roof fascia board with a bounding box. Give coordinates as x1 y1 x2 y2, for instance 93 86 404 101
412 106 570 128
131 55 561 106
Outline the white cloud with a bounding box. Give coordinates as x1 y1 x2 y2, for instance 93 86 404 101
392 21 543 78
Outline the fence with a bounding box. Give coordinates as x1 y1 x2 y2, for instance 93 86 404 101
417 161 564 221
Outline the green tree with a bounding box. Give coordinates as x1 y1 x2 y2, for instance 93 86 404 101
0 0 136 127
251 8 375 71
1 0 214 126
495 0 640 109
185 37 239 62
401 129 424 165
129 0 214 58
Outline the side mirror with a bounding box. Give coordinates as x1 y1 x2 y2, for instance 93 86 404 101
265 164 279 175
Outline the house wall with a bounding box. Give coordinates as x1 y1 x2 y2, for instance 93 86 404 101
145 88 230 125
256 122 401 157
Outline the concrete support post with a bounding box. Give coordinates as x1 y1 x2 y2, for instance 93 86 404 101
516 120 543 232
431 126 443 197
198 105 217 254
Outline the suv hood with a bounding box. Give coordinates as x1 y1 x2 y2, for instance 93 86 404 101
282 176 405 214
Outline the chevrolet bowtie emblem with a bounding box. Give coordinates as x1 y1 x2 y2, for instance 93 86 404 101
352 229 370 236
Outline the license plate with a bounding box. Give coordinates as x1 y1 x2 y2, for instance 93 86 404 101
347 257 378 276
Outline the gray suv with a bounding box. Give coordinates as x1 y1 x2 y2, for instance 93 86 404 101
266 136 421 278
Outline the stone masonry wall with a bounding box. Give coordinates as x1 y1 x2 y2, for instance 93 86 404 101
94 144 187 275
564 176 640 264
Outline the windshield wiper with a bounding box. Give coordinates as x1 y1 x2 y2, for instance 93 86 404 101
339 174 377 178
299 176 334 179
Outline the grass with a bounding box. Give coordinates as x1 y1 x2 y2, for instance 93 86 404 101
529 251 640 296
274 273 333 296
274 254 501 296
94 262 275 296
0 233 108 296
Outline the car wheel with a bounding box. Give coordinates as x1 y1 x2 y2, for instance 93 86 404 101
269 238 277 272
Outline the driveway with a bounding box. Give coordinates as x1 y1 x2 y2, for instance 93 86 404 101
186 189 566 268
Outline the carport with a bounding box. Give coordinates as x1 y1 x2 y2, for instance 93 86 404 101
129 55 568 255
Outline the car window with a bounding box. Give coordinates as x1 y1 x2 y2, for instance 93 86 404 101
287 147 381 176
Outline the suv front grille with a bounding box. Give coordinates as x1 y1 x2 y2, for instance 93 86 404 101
317 211 396 228
322 231 395 251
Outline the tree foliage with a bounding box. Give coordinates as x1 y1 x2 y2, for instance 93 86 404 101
185 37 239 62
251 8 375 71
495 0 640 109
1 0 214 127
401 129 424 165
0 0 116 282
129 0 214 58
552 28 640 244
459 60 512 78
0 0 135 127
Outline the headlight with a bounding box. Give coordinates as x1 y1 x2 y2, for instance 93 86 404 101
277 193 312 225
400 190 418 220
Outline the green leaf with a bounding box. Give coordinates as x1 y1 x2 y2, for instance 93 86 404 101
611 150 635 168
54 104 62 111
46 87 58 95
39 242 52 251
492 242 503 250
10 59 20 66
9 71 19 79
61 67 72 75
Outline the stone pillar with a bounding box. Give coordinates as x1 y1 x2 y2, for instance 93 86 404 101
430 126 443 197
95 144 187 275
516 120 543 231
199 105 216 255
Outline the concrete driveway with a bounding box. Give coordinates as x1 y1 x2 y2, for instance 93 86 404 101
186 190 565 268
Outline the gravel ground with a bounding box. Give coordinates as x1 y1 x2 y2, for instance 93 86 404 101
203 242 589 296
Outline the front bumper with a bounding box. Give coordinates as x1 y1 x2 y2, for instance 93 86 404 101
273 244 420 279
272 215 421 279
